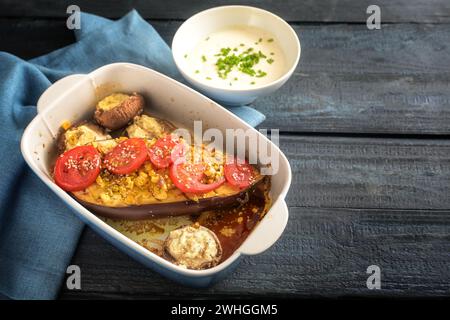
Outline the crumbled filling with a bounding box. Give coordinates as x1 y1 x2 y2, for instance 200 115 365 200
97 93 130 111
127 115 166 139
165 223 219 269
91 139 118 155
94 162 174 204
185 146 225 184
61 120 71 131
64 125 110 151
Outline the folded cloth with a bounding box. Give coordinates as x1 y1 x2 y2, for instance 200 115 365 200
0 10 266 300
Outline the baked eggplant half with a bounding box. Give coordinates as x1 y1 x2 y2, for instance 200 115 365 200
73 176 264 220
60 134 264 219
94 93 144 130
54 132 264 220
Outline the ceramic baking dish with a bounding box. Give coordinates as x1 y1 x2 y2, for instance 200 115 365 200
20 63 291 287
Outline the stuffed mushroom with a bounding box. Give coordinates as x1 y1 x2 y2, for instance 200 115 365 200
126 114 176 139
94 93 144 130
164 223 222 269
57 121 111 153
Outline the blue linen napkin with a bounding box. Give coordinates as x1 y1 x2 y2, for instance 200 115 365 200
0 10 265 300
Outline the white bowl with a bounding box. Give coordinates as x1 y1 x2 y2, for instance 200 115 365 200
172 5 301 106
21 63 292 287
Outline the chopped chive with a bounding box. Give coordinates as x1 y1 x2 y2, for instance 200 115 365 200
270 52 275 55
267 38 274 42
240 43 245 46
221 48 231 56
206 77 212 80
184 54 188 58
258 50 267 58
205 36 210 41
195 70 200 74
212 46 271 80
267 58 274 64
256 70 267 77
250 81 256 85
258 38 263 42
202 55 207 62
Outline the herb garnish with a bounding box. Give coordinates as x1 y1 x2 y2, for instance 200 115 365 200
213 44 274 79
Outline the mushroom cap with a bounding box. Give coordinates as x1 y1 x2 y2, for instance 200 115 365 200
94 93 144 130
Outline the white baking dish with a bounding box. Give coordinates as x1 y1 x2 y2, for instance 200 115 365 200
20 63 291 287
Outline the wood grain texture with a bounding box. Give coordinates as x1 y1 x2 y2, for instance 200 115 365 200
256 23 450 134
0 19 74 59
1 0 450 23
1 20 450 134
60 207 450 299
280 135 450 209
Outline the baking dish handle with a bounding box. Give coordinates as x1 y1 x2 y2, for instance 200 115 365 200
37 74 87 114
238 199 289 256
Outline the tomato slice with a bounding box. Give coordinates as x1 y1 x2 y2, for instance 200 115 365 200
54 145 101 191
169 160 225 194
224 158 258 189
148 135 187 169
104 138 148 175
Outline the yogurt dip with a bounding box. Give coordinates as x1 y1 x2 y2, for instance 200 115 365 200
184 25 286 89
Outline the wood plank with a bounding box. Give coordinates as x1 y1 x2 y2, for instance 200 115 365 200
2 19 449 135
257 24 450 134
280 135 450 209
1 0 450 23
60 206 450 299
0 19 74 59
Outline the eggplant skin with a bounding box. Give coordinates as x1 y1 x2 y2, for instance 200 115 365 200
73 182 261 220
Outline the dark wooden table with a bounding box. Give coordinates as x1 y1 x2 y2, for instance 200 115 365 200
2 0 449 299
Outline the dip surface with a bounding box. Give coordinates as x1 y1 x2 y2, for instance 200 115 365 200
185 25 286 89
